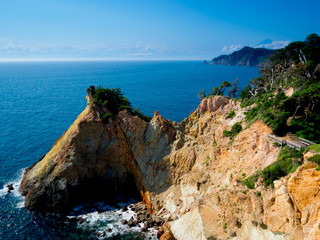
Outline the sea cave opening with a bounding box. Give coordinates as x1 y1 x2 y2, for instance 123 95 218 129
68 171 141 210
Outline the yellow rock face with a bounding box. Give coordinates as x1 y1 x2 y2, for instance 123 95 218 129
19 94 320 239
288 163 320 214
286 163 320 240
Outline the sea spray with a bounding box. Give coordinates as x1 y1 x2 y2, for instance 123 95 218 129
68 200 158 240
0 171 158 239
0 169 25 208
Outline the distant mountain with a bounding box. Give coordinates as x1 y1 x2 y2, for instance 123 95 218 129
257 39 273 46
210 46 275 66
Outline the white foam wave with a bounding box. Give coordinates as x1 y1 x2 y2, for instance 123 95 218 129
68 202 158 239
0 168 25 208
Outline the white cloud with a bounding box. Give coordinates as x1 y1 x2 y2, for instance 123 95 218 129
0 38 171 59
220 40 290 54
221 44 242 53
256 40 290 50
133 41 169 54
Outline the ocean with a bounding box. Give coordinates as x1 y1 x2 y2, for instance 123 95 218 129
0 61 259 239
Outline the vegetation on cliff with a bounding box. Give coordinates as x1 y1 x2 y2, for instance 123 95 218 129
89 85 152 122
308 154 320 170
203 34 320 190
225 110 236 119
205 34 320 142
240 33 320 142
223 122 242 139
306 144 320 152
242 146 303 188
198 79 239 99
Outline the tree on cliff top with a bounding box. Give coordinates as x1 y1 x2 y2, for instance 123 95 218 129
89 85 152 122
198 80 234 100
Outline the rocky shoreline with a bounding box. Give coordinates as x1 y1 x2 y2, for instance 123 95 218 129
19 89 320 239
68 201 173 240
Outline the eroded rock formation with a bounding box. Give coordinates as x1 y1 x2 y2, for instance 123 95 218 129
19 89 177 211
19 90 320 239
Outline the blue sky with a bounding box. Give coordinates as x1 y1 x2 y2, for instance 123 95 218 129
0 0 319 60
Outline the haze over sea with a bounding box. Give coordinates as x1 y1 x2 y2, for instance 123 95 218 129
0 61 258 239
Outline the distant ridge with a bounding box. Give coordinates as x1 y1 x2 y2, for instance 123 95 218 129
210 46 275 66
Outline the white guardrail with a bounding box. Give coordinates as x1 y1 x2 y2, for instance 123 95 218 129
268 134 314 150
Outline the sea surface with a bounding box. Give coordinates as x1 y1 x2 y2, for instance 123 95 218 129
0 61 259 239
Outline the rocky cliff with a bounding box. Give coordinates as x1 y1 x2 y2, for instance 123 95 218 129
19 89 320 239
211 46 275 66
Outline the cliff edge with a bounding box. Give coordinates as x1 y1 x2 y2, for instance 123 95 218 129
19 89 320 240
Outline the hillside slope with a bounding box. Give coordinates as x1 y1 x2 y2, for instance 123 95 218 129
210 46 275 66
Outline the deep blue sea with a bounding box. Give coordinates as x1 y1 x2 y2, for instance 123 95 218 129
0 61 259 239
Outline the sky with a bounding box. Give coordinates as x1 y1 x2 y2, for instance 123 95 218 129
0 0 319 61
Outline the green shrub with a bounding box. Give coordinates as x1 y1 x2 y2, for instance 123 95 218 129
261 165 284 187
308 154 320 165
241 147 303 189
243 92 291 136
89 85 151 122
223 122 242 139
223 222 227 230
91 86 132 113
245 105 261 122
198 89 206 100
133 107 152 122
306 144 320 153
306 154 320 170
261 147 302 187
241 173 259 189
226 110 236 119
239 34 320 139
256 191 262 199
239 85 252 104
289 118 320 143
273 142 281 147
203 156 211 165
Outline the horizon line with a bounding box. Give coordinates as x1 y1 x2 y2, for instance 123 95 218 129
0 58 206 63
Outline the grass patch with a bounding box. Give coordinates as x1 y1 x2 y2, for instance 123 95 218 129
306 144 320 153
241 147 303 189
307 155 320 171
223 222 227 231
243 92 291 136
203 156 211 165
256 191 262 199
241 173 259 189
261 147 303 187
226 110 236 119
213 140 217 146
223 122 242 139
273 142 281 147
